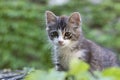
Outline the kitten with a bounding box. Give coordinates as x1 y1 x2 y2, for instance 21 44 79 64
45 11 118 71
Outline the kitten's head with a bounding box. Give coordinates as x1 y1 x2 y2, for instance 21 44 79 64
45 11 82 48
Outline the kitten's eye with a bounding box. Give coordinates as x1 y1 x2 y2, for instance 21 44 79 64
64 32 72 39
65 32 71 36
50 31 58 37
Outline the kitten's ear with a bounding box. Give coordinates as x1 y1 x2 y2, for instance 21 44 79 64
68 12 81 26
45 11 57 24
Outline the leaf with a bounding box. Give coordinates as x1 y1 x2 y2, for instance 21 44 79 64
69 59 89 75
25 70 47 80
102 67 120 80
24 69 66 80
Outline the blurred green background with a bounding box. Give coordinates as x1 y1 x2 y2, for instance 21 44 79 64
0 0 120 70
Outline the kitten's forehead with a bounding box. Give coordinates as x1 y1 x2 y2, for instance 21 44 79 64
57 16 68 30
48 16 69 31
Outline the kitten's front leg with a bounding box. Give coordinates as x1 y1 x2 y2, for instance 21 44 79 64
53 53 65 71
53 52 67 71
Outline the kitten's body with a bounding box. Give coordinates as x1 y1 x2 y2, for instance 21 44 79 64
45 11 118 71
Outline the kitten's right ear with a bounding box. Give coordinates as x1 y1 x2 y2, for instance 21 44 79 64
45 11 57 24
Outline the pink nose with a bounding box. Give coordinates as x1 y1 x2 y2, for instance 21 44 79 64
58 41 63 45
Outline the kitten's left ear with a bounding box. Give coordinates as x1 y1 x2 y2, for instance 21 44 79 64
68 12 81 26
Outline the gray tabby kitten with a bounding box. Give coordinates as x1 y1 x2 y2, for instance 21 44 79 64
45 11 118 71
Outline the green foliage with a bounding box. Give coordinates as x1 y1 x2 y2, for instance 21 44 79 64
0 0 52 69
69 59 89 75
24 60 120 80
102 67 120 80
25 69 66 80
24 60 90 80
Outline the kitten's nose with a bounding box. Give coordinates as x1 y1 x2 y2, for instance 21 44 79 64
58 41 64 45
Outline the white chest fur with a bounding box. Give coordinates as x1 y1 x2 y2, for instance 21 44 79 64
53 46 86 70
